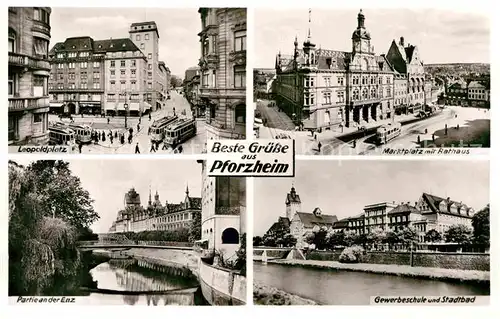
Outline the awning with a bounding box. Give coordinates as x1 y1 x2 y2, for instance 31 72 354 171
50 102 64 107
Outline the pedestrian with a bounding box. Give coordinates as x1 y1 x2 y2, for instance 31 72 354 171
149 113 151 121
110 135 113 144
457 124 459 130
139 117 141 124
129 127 133 135
162 142 168 150
432 134 435 142
424 128 428 134
150 142 156 153
156 141 160 151
148 127 151 135
445 124 448 135
128 134 132 144
115 131 118 138
78 143 82 154
353 140 357 148
137 123 140 132
121 135 125 144
417 135 420 144
314 134 317 140
318 141 322 153
135 142 140 154
178 145 183 154
107 117 110 124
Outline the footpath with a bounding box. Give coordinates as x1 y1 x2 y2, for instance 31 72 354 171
269 259 490 284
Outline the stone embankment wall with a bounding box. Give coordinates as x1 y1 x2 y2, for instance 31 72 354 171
305 250 490 271
253 248 291 259
199 261 246 305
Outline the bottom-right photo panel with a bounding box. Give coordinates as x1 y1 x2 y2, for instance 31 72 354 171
253 160 490 305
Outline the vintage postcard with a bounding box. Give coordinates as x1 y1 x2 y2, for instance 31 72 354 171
253 8 490 155
8 7 247 154
253 160 490 305
8 159 246 305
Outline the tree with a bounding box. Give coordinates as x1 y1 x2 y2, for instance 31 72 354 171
281 233 297 248
398 227 418 248
308 228 328 250
253 236 263 247
170 75 183 88
354 233 368 247
383 231 401 246
471 205 490 246
424 229 442 243
327 231 346 248
188 211 201 242
26 161 99 229
444 224 472 245
367 228 386 248
344 230 357 247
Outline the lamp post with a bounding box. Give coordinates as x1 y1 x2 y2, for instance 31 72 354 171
124 93 129 129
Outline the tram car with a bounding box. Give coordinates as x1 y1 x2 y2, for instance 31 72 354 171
68 123 92 144
164 118 197 146
48 122 77 148
150 115 179 142
375 122 402 145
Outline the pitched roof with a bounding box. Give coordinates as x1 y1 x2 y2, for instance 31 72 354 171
421 193 471 217
94 38 141 53
404 45 416 62
50 37 142 54
278 216 291 228
186 196 202 210
375 55 395 72
316 49 350 70
468 81 486 89
296 211 338 228
387 204 420 215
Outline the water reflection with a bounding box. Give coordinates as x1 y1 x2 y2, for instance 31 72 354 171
254 262 489 305
88 260 207 305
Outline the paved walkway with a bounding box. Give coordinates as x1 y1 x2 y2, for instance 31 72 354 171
269 259 489 283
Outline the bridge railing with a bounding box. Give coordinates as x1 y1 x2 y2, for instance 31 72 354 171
78 240 193 248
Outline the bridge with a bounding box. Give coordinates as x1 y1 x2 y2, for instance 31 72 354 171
78 240 193 251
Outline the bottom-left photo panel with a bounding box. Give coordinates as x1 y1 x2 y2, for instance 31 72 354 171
8 158 247 306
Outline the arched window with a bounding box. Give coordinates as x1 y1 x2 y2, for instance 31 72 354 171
362 88 368 99
8 28 16 53
371 88 376 98
221 227 239 244
235 104 245 123
353 89 359 100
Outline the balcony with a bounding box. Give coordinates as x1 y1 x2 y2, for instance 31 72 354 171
215 206 242 216
9 96 50 112
351 97 381 107
228 50 246 66
31 20 51 38
8 52 51 71
198 54 218 70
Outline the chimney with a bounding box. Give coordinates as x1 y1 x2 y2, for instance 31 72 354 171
399 37 404 46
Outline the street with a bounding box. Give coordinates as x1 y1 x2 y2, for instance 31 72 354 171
51 91 207 154
257 102 490 155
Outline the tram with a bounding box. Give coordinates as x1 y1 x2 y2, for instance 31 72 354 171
150 115 179 142
375 122 402 145
68 123 92 144
48 122 76 148
164 118 197 146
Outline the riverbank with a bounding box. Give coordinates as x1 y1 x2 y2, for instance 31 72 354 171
269 259 489 285
253 283 318 305
120 248 199 277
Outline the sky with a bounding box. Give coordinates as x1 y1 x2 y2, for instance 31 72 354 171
254 8 490 68
254 160 490 236
49 7 201 77
12 159 203 233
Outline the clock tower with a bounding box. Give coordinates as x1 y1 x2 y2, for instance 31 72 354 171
352 9 372 55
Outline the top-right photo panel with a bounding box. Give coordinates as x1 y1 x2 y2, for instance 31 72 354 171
253 8 490 156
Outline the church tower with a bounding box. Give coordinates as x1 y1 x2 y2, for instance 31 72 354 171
352 9 372 55
285 185 302 220
302 9 316 66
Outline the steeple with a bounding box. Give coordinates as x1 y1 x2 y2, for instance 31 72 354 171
303 8 315 48
148 185 152 206
357 9 365 28
185 183 189 196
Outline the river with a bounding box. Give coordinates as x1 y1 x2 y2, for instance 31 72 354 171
84 259 207 305
254 262 489 305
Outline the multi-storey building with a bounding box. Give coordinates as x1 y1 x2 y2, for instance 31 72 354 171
129 21 167 112
103 38 149 117
49 37 105 115
9 7 52 145
109 186 201 233
184 66 203 116
198 8 247 139
444 82 468 106
363 202 398 233
275 10 397 131
198 160 246 260
330 192 476 243
386 36 426 114
158 61 170 99
49 37 151 117
467 81 490 107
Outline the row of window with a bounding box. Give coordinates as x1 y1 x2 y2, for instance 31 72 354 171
321 92 345 105
51 83 101 90
110 69 147 77
52 71 101 80
200 66 245 88
56 62 100 69
135 33 151 41
304 76 393 88
110 80 150 90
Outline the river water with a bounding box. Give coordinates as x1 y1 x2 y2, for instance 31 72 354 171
84 260 207 305
254 262 489 305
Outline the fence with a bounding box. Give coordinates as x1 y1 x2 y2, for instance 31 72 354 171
78 240 193 248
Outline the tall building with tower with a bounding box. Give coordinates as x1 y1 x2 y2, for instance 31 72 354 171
198 8 247 140
275 9 427 131
129 21 168 112
9 7 52 145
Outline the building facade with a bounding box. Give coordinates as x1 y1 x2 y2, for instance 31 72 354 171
444 82 468 106
129 21 167 112
444 80 490 108
467 81 490 107
275 10 430 130
9 7 52 145
332 192 475 243
198 8 247 139
198 160 246 260
49 37 152 117
109 186 201 233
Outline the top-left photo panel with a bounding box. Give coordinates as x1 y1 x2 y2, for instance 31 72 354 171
8 7 247 154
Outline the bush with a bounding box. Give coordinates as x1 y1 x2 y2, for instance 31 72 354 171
339 245 365 264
